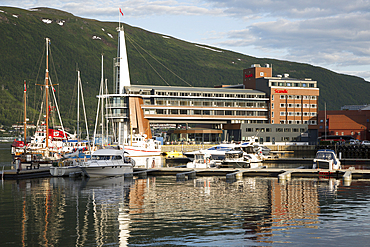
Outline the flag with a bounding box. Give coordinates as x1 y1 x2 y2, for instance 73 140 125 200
24 80 26 92
52 85 56 92
119 8 124 16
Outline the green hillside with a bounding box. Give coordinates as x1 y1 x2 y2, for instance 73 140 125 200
1 6 370 130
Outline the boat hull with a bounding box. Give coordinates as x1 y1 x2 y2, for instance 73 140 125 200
81 165 133 177
50 166 81 177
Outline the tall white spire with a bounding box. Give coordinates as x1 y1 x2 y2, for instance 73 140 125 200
114 25 131 94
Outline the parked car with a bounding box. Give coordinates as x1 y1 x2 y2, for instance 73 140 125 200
349 139 360 145
361 140 370 145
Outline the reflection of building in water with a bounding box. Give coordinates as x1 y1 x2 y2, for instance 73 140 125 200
271 179 320 231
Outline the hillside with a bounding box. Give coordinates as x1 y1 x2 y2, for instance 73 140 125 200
1 6 370 130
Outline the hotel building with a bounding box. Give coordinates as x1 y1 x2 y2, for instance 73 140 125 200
103 25 319 145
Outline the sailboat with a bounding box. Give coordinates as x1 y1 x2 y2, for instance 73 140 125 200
50 70 92 177
25 38 74 160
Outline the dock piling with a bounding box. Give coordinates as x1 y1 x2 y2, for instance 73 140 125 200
226 170 243 182
176 170 196 181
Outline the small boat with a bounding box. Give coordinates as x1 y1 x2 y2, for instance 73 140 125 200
50 159 81 177
183 143 237 160
124 134 162 158
313 149 341 170
78 148 133 177
186 152 213 168
221 150 251 168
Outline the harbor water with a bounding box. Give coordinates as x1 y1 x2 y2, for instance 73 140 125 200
1 143 370 246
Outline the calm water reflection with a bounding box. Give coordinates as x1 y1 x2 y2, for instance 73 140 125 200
1 175 370 246
1 142 370 246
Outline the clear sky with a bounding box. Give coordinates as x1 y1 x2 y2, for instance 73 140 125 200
2 0 370 81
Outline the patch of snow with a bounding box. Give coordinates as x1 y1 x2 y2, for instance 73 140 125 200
195 44 223 53
12 15 18 18
92 36 101 40
0 9 5 13
42 19 52 24
162 36 170 39
57 20 65 26
237 59 241 61
28 9 39 11
102 28 105 31
107 33 113 38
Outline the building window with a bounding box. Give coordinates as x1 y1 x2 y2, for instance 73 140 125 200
272 103 274 109
280 120 286 124
180 109 187 115
303 104 309 108
271 120 274 124
280 95 286 99
282 137 290 141
293 128 299 132
280 112 286 116
288 104 293 108
295 104 301 108
288 112 294 116
280 103 286 108
310 120 317 125
336 132 338 135
272 95 274 101
276 128 283 132
246 128 253 132
194 110 201 115
272 112 274 117
295 112 301 116
295 120 301 124
311 96 317 100
170 109 178 114
342 132 344 135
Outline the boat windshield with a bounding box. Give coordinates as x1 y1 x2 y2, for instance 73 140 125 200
316 152 334 160
208 146 233 151
91 155 123 160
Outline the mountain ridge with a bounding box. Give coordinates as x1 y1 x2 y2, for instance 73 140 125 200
1 6 369 129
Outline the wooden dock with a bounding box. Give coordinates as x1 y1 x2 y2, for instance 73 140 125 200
1 167 52 180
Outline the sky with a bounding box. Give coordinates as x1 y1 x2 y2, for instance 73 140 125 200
2 0 370 81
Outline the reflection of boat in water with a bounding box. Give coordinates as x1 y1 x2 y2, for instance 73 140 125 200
313 149 341 170
78 148 133 177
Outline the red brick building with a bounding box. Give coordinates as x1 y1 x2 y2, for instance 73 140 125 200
317 108 370 141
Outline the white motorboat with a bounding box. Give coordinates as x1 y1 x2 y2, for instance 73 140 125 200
313 149 341 170
186 152 213 168
79 148 133 177
50 159 81 177
124 134 162 157
221 150 251 168
183 143 237 160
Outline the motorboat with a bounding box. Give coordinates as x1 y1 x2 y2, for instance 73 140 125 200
221 150 251 168
78 148 134 177
124 134 162 158
186 152 213 168
183 143 237 160
313 149 341 170
50 159 82 177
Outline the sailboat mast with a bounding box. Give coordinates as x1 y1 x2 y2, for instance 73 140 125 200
45 38 50 151
23 80 27 145
77 70 80 142
101 54 104 146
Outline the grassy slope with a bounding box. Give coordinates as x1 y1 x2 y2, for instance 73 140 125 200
0 6 369 129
